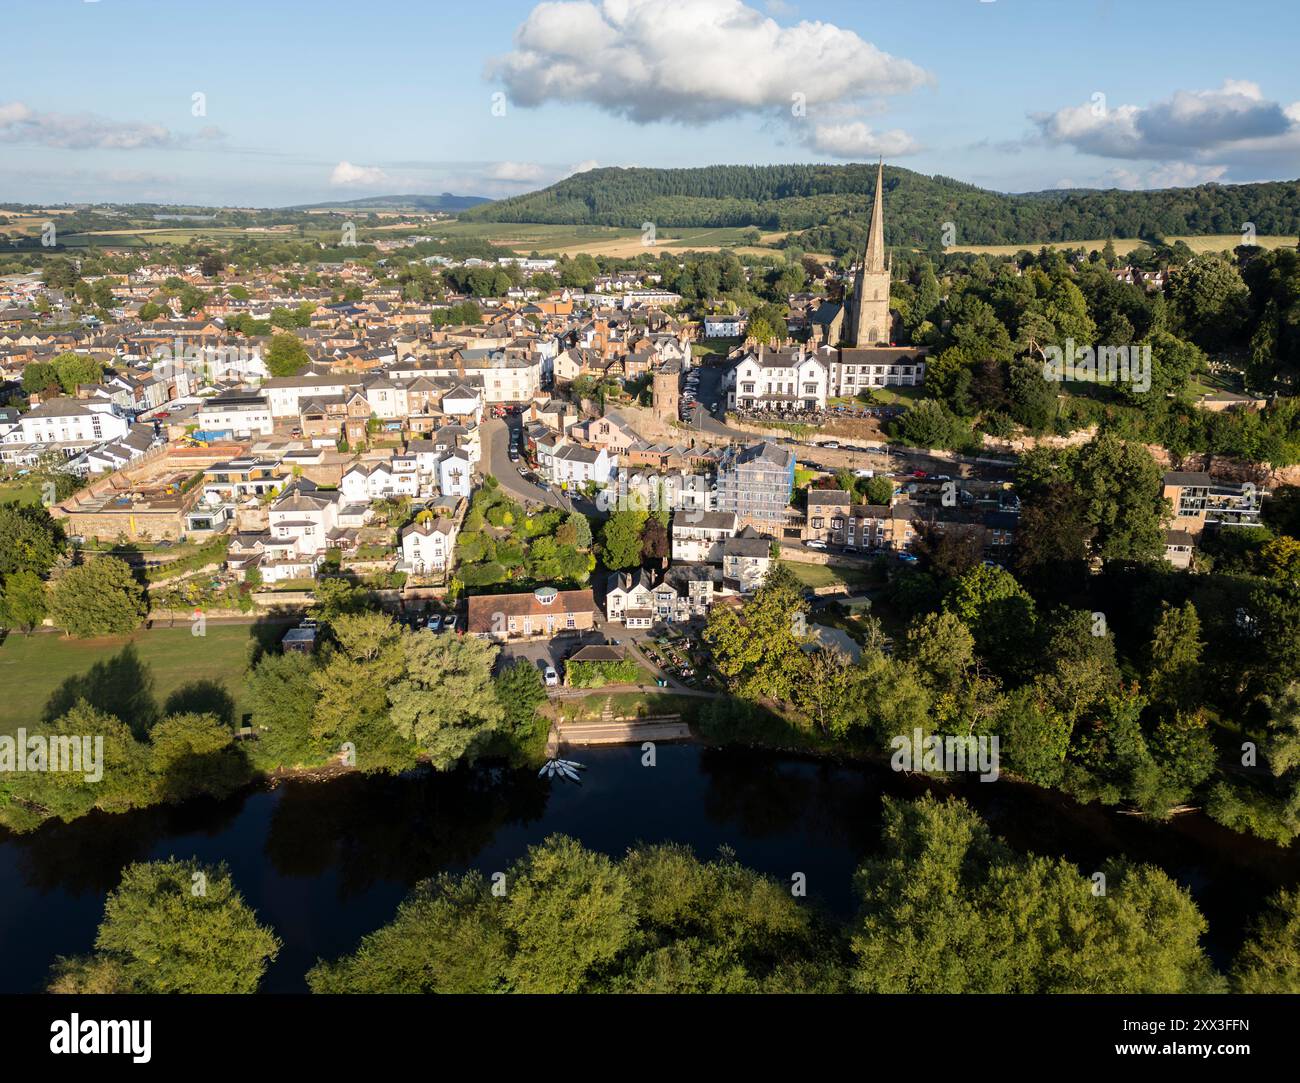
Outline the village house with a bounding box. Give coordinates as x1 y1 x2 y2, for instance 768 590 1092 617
467 586 598 641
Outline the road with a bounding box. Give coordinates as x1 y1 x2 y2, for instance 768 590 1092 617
481 416 567 509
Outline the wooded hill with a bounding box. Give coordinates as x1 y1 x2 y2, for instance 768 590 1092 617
459 164 1300 253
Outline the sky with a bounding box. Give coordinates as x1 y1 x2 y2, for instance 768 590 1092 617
2 0 1299 207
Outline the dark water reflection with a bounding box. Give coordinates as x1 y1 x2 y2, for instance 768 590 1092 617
1 744 1296 992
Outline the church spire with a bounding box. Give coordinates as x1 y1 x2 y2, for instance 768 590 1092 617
863 159 886 273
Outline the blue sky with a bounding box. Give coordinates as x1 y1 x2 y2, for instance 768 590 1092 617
3 0 1298 206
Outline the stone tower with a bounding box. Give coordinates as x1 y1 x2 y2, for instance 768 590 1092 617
851 160 892 347
652 361 680 422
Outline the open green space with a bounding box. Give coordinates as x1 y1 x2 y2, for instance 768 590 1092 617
0 623 261 733
785 561 873 591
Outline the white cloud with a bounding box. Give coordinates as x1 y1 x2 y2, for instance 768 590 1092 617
329 160 391 187
808 121 920 159
1033 80 1299 164
486 161 548 183
490 0 931 125
0 100 181 150
1102 162 1230 190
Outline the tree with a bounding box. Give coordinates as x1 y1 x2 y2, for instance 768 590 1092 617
904 610 975 693
640 517 669 561
389 633 503 768
794 647 856 735
50 351 104 394
245 650 322 768
1234 888 1300 993
1145 601 1203 711
0 569 47 632
943 564 1037 676
0 503 65 577
50 859 280 994
308 835 837 994
21 362 60 395
703 564 808 702
49 557 147 637
564 511 593 549
1261 535 1300 582
147 712 250 803
495 658 546 742
849 795 1220 993
863 474 894 506
1014 479 1094 588
600 510 649 570
311 611 405 750
1167 254 1248 350
1071 432 1165 562
263 332 311 377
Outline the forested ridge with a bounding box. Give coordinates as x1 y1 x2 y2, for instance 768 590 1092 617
460 164 1300 251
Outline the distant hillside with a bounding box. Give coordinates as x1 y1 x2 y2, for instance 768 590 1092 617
289 193 492 213
459 164 1300 252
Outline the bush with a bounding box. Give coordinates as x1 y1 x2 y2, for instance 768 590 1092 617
565 659 643 688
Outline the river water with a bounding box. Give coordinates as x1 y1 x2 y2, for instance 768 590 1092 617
2 743 1296 992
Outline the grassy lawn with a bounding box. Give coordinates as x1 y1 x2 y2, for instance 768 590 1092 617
786 562 873 591
0 479 43 506
0 623 261 733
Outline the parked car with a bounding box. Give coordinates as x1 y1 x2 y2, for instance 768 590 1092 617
544 665 559 687
822 440 839 450
912 469 928 479
807 540 828 550
508 446 520 462
426 614 443 632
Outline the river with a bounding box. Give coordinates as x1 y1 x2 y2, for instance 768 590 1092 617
1 743 1297 992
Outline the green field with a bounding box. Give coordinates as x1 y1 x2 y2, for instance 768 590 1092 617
0 623 263 733
786 562 872 591
427 220 779 257
0 478 42 506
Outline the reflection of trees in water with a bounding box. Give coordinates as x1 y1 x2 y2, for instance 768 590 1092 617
696 747 898 855
7 790 248 896
263 766 551 896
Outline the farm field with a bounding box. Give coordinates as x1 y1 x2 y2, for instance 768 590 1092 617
0 623 257 734
428 219 786 257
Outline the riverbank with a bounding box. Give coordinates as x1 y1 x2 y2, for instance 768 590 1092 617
3 741 1296 993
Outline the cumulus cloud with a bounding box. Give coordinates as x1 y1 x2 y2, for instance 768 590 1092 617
808 121 920 159
486 160 548 183
329 161 391 187
0 101 183 150
490 0 930 127
1102 162 1230 190
1032 80 1300 163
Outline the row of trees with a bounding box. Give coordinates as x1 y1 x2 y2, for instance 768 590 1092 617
53 799 1300 993
702 464 1300 834
462 163 1300 248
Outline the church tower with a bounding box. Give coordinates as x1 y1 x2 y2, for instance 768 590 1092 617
850 160 892 347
